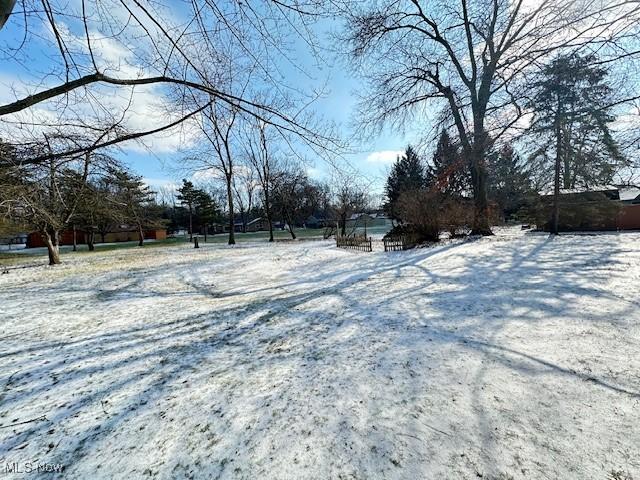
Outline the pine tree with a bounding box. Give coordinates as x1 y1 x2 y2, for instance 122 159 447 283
428 130 469 197
176 179 199 241
113 171 156 247
487 145 532 220
531 53 625 190
530 53 627 233
384 145 426 221
194 190 220 242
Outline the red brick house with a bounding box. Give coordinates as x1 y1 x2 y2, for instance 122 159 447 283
26 228 167 248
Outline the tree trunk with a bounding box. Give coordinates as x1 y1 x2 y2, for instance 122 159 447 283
204 224 208 243
189 206 193 242
552 103 563 235
340 213 347 237
468 144 493 236
562 150 572 189
267 216 274 242
87 231 95 251
138 223 145 246
264 189 274 242
285 213 296 239
72 225 77 252
240 208 247 233
43 229 61 265
101 232 106 243
226 176 236 245
563 121 573 189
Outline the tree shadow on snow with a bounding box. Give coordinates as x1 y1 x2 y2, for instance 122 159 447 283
0 233 638 478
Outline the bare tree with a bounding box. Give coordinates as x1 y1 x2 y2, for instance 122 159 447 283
0 138 114 264
242 119 281 242
232 164 257 234
272 164 308 239
0 0 337 162
331 171 369 237
189 100 241 245
344 0 640 235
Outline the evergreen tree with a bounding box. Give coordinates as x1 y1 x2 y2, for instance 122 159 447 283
112 170 157 247
384 145 426 221
74 177 118 250
531 53 625 190
487 145 533 220
428 130 469 197
529 53 627 233
176 179 199 241
194 190 220 242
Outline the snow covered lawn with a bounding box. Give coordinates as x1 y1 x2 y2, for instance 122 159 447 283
1 228 639 479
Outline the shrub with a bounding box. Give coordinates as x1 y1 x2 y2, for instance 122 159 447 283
520 192 621 231
440 198 472 238
395 190 441 242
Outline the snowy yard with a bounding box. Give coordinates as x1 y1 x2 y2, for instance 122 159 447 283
0 228 639 479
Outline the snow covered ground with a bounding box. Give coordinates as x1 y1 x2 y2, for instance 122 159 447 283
0 227 639 479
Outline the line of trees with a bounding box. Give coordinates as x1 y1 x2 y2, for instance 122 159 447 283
0 0 343 257
3 0 640 256
170 165 347 244
385 136 533 242
0 141 164 264
345 0 640 236
382 47 635 240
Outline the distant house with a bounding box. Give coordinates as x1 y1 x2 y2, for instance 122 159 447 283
617 186 640 230
26 227 167 248
0 233 27 250
305 215 328 229
209 223 225 234
539 185 640 231
222 222 245 233
246 217 267 232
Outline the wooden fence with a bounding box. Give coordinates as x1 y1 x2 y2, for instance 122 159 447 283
336 235 372 253
383 234 420 252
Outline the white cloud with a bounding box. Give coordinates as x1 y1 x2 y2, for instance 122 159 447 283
365 150 404 164
306 166 324 179
191 168 224 183
143 177 177 189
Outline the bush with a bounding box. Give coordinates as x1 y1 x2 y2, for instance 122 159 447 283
520 192 621 231
440 198 472 238
395 190 441 242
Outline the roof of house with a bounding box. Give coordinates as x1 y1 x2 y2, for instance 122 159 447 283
349 212 374 221
540 185 640 203
541 185 615 195
246 217 264 226
619 186 640 202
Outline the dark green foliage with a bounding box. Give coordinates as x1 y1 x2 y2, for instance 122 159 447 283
176 180 222 238
194 190 221 236
73 176 117 248
176 179 198 238
427 130 469 197
521 192 621 232
110 169 161 246
487 145 533 221
384 145 427 221
529 53 627 190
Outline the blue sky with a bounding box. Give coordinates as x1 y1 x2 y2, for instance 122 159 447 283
0 3 419 197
